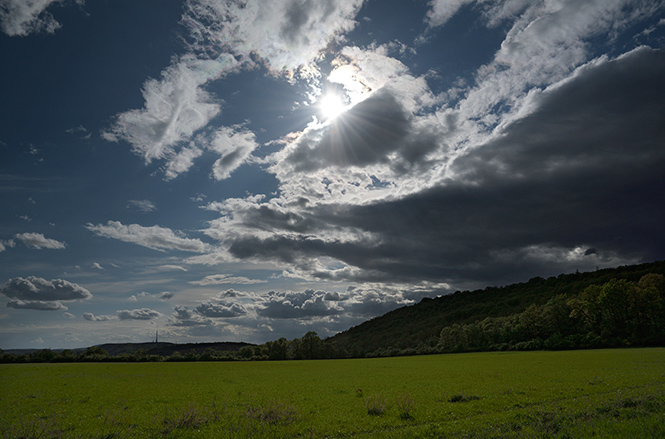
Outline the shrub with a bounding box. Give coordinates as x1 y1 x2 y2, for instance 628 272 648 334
396 393 415 420
365 393 388 416
448 393 480 403
245 400 298 425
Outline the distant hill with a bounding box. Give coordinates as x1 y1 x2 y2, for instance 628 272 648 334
328 260 665 355
96 341 252 357
2 342 251 358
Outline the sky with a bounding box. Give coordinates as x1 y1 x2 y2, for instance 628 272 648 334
1 0 664 350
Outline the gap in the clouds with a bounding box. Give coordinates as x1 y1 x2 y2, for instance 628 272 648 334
586 14 665 61
206 65 316 148
0 0 186 145
350 0 430 48
416 4 508 97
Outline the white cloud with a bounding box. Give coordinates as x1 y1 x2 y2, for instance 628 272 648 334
127 199 157 213
92 262 104 270
0 0 64 37
183 0 363 74
190 274 267 285
83 312 115 322
0 239 15 252
425 0 475 28
164 145 203 180
85 220 210 253
158 264 188 272
103 54 239 164
15 232 66 249
208 126 258 181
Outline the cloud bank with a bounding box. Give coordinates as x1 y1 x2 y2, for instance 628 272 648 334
1 276 92 311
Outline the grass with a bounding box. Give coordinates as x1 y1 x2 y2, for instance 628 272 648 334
0 348 663 438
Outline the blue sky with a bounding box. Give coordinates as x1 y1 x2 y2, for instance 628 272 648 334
1 0 664 349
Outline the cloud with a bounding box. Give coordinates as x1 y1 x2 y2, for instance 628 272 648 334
160 291 175 300
129 291 174 301
208 126 258 181
127 199 157 213
7 299 68 311
195 301 247 318
116 308 161 320
158 265 188 272
0 239 15 252
102 53 239 165
92 262 104 270
168 305 215 327
425 0 476 28
275 89 440 176
1 276 92 301
164 145 203 180
86 220 210 253
83 312 115 321
255 289 342 319
0 0 64 37
15 232 66 249
203 46 665 287
190 274 267 285
1 276 92 311
183 0 363 73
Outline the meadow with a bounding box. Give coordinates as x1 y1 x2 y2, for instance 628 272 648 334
1 348 663 438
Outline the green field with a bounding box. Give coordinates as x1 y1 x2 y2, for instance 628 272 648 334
1 348 664 438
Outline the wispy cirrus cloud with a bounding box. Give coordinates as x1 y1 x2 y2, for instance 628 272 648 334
190 274 267 286
85 220 210 253
0 0 71 37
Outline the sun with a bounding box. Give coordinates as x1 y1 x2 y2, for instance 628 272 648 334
319 93 346 120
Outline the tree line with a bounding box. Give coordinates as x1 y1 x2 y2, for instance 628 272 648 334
437 274 665 353
2 269 663 363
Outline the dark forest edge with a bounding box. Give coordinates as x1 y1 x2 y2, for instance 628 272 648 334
2 260 664 363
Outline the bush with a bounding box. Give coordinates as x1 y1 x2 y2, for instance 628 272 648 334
365 393 388 416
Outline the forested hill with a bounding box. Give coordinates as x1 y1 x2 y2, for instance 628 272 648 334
328 261 665 356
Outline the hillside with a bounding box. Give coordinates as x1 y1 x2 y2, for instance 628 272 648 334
328 260 665 355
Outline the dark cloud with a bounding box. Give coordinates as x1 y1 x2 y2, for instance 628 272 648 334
116 308 161 320
225 47 665 287
83 312 115 321
196 302 247 318
282 89 439 173
169 305 215 327
7 300 67 311
1 276 92 302
255 289 341 319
